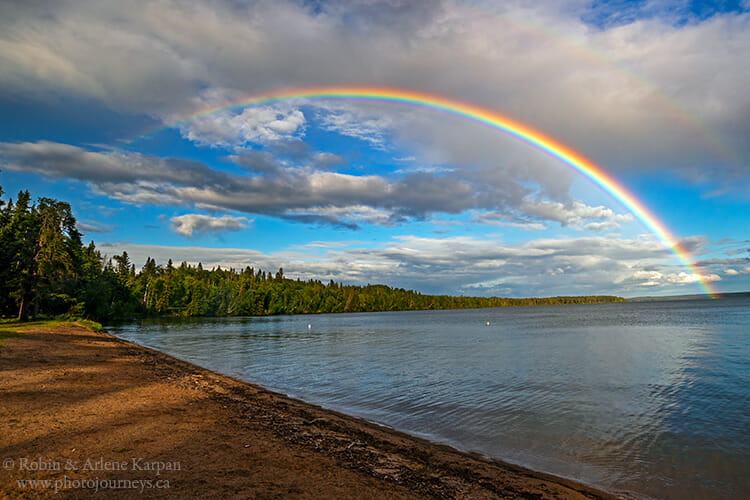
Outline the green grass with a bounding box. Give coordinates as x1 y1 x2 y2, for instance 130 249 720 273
0 318 103 347
0 322 40 347
0 328 23 347
75 319 103 332
0 320 61 333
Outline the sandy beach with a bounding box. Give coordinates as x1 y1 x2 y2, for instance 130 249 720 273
0 323 615 499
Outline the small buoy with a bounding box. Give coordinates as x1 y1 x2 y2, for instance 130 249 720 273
308 324 312 329
486 321 490 326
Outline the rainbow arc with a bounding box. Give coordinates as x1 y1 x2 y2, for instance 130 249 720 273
134 86 717 297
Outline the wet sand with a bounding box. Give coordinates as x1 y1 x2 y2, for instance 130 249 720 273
0 323 616 499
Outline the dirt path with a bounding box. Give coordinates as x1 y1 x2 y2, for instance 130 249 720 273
0 324 616 499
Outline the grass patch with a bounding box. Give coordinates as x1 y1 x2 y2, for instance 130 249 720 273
0 319 103 348
75 319 103 332
0 320 59 334
0 323 30 347
0 320 63 347
0 328 23 347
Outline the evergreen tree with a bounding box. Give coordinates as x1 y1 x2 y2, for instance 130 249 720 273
0 185 625 322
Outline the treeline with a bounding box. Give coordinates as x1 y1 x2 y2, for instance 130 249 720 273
0 187 625 321
0 187 135 321
129 260 625 317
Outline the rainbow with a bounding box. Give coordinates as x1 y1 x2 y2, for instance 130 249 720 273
137 86 717 297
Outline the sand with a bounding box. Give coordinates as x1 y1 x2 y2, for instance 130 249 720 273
0 323 616 499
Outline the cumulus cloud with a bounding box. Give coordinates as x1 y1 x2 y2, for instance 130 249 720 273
283 205 394 228
170 214 251 237
1 0 747 193
1 140 638 230
317 105 394 148
97 232 716 297
721 265 750 276
2 1 744 299
629 270 721 287
520 199 633 230
180 106 306 147
0 141 224 186
0 141 392 226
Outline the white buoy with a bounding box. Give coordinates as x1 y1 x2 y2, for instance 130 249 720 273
308 324 312 329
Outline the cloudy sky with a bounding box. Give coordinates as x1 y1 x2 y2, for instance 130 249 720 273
1 0 748 297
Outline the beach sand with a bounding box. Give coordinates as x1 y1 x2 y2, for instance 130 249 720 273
0 324 615 499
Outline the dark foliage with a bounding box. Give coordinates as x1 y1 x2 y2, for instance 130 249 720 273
0 187 625 321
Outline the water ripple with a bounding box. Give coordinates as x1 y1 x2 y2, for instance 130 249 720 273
110 297 750 499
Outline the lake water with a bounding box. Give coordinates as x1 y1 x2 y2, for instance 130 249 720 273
109 296 750 498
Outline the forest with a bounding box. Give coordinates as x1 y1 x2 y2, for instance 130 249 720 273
0 187 625 321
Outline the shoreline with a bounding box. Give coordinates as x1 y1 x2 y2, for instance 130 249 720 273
1 323 618 499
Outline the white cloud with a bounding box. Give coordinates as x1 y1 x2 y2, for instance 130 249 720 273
520 199 634 230
1 0 748 193
180 106 305 147
2 140 634 229
0 141 399 225
630 270 721 287
97 232 717 297
284 205 395 227
723 266 750 276
170 214 251 237
317 106 394 148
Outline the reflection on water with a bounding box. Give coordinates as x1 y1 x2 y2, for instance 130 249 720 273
109 296 750 498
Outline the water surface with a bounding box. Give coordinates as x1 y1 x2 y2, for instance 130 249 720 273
110 296 750 498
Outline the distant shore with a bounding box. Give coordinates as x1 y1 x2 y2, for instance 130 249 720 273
0 323 615 499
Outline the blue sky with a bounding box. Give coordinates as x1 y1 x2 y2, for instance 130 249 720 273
1 0 748 297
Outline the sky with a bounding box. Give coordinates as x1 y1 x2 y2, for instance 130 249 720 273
0 0 748 298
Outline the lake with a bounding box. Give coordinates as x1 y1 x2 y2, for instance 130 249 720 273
109 295 750 498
